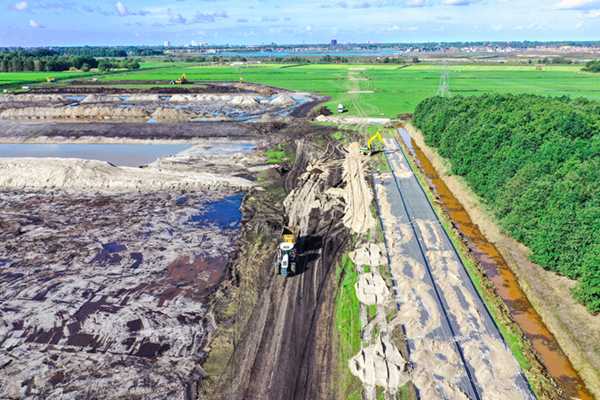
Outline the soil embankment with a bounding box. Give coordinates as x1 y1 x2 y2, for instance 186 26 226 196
198 126 355 400
402 123 599 399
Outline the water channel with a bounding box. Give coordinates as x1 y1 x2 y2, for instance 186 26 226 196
397 127 594 400
0 144 192 167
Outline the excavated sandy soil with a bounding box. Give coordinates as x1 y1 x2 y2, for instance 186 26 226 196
0 189 243 399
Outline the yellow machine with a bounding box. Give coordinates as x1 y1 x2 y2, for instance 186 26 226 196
175 73 188 84
360 132 384 155
46 77 56 82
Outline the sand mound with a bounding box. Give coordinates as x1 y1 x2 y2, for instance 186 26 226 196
350 243 387 266
170 94 198 102
255 113 272 122
151 107 194 119
0 158 252 191
0 106 149 120
80 94 122 103
355 272 389 305
341 143 377 233
270 94 297 107
230 96 260 109
127 94 162 102
0 94 67 102
349 339 411 389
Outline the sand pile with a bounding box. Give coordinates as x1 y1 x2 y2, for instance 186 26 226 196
270 94 297 107
355 272 389 305
0 158 252 191
0 94 67 102
340 143 377 233
127 94 162 102
0 106 149 120
80 94 122 103
151 107 194 119
170 94 198 102
349 339 411 389
230 96 260 109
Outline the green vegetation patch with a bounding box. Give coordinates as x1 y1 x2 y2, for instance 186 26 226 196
333 253 363 400
413 93 600 314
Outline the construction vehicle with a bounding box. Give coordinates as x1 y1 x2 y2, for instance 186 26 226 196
275 226 300 276
170 73 188 85
360 132 384 155
46 77 56 82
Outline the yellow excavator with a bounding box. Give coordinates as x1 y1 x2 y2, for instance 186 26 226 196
360 132 384 155
170 73 188 85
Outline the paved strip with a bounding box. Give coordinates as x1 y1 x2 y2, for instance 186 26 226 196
373 137 536 400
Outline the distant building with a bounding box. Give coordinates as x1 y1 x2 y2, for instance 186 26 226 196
191 40 197 46
164 41 170 47
331 39 337 46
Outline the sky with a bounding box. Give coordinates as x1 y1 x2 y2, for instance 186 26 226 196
1 0 600 47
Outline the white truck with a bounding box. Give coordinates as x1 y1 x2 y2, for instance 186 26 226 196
338 104 344 113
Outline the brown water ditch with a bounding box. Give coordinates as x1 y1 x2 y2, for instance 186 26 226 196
397 127 594 400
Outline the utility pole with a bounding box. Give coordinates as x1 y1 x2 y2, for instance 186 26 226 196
437 59 452 98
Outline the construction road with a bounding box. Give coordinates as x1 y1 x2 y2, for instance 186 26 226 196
374 136 536 400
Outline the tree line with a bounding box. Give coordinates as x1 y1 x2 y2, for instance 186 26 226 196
413 93 600 314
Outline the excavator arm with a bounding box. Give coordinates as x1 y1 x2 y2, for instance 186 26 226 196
360 132 384 154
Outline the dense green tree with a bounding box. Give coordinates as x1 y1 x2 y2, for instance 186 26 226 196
413 93 600 314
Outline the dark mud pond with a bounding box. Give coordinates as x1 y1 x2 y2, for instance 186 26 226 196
189 194 243 229
0 143 191 167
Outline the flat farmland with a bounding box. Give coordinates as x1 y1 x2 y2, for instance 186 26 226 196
8 62 600 117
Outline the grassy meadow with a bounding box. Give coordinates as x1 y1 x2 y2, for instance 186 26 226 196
3 62 600 117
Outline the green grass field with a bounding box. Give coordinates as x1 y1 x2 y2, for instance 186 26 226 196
4 62 600 117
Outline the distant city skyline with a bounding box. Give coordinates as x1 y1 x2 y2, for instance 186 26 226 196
1 0 599 47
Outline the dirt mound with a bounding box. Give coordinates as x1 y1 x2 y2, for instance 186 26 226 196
80 94 122 103
233 82 275 96
127 94 162 102
341 142 377 233
0 158 252 191
230 96 260 109
349 339 411 389
306 106 333 120
257 166 282 181
170 94 198 102
0 106 149 120
355 272 389 305
270 94 297 107
0 94 67 102
151 107 194 119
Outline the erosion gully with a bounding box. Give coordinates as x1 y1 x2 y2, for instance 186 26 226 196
397 128 594 400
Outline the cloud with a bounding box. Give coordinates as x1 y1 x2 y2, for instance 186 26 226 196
576 21 584 26
436 15 451 19
388 25 400 30
354 0 370 7
115 1 128 16
406 0 429 7
284 17 290 20
306 25 312 31
214 8 228 18
131 9 150 16
589 9 600 16
237 18 248 22
492 24 502 30
33 3 76 10
320 4 332 7
552 0 600 9
404 26 418 30
338 1 348 7
169 10 186 23
262 16 269 21
442 0 477 5
8 1 29 11
190 12 213 23
375 0 388 5
29 19 44 28
152 22 164 27
136 21 142 26
270 16 279 21
83 5 93 12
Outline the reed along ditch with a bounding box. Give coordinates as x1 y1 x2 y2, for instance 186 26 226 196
397 127 594 400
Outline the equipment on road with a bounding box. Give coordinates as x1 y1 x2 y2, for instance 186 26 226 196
360 132 384 155
170 73 188 85
46 77 56 82
275 226 299 276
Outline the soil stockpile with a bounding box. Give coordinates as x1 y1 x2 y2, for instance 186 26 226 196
0 106 149 120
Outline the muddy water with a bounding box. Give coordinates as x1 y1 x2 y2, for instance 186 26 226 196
397 128 594 400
